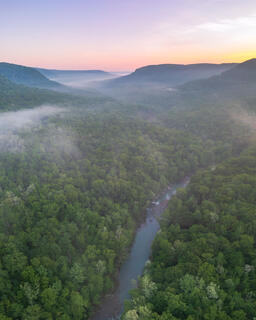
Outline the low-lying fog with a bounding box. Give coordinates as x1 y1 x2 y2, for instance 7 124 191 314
0 106 63 133
48 73 121 89
0 105 66 153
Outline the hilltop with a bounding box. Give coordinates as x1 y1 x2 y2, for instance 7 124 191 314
180 58 256 94
0 62 62 89
106 63 236 87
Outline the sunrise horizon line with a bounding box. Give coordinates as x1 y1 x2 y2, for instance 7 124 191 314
1 57 256 73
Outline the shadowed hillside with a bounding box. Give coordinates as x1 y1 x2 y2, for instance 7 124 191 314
105 63 236 87
0 62 62 89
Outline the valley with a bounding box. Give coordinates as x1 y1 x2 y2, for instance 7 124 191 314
0 58 256 320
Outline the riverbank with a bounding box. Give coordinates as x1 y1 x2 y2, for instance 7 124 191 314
90 177 190 320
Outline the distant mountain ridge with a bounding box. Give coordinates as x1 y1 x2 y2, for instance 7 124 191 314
106 62 237 87
37 68 115 87
180 58 256 92
37 68 112 77
0 62 63 89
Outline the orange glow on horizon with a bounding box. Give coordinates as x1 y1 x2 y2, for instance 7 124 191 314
3 49 256 72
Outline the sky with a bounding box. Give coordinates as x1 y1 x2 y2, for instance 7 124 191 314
1 0 256 71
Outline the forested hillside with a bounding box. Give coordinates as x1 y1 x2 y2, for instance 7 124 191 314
123 149 256 319
0 74 64 111
0 74 111 112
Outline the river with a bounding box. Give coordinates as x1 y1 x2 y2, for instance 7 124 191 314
91 177 190 320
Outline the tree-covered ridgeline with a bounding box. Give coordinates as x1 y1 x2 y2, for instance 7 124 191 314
123 148 256 320
0 74 111 112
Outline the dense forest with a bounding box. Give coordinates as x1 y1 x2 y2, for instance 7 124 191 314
121 60 256 320
0 107 224 319
123 149 256 319
0 59 256 319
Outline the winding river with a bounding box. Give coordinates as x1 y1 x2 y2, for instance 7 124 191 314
91 177 190 320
